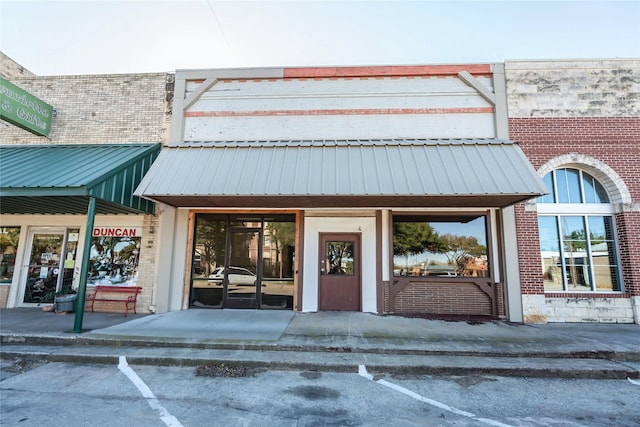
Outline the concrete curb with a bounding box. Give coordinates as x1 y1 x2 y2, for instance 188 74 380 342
2 348 637 380
2 333 640 361
2 335 639 380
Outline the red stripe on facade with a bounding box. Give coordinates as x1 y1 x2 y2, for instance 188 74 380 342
283 64 492 78
185 107 494 117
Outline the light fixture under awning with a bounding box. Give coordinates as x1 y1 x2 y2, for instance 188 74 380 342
135 139 548 209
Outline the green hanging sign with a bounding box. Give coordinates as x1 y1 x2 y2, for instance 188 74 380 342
0 77 53 137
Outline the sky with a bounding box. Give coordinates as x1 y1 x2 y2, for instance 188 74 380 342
1 0 639 76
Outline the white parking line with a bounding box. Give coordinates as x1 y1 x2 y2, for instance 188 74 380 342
358 365 515 427
118 356 183 427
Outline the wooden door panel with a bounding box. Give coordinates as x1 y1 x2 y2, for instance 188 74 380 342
318 233 361 311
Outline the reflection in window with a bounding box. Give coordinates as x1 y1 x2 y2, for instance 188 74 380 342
263 222 294 280
0 227 20 284
191 215 227 308
393 215 489 278
537 168 609 204
88 232 141 286
325 241 355 275
537 168 620 292
556 168 581 203
262 221 295 308
190 214 295 309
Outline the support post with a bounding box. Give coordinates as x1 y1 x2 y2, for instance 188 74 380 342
73 196 97 333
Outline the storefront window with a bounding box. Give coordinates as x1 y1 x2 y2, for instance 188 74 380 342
88 227 141 286
262 220 295 308
393 215 489 278
190 214 295 309
0 227 20 283
537 168 620 292
191 215 228 308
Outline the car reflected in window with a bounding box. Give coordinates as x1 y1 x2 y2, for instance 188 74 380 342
208 266 257 286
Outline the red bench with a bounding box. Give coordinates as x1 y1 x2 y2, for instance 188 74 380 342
86 285 142 316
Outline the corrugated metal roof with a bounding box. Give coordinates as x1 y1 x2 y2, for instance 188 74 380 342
1 144 161 214
135 139 548 208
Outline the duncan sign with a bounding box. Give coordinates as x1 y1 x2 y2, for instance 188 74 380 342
93 227 142 238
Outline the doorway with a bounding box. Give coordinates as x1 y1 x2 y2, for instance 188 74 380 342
223 227 261 308
21 227 79 304
318 233 361 311
190 214 295 309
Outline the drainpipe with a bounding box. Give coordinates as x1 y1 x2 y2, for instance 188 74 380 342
73 196 97 333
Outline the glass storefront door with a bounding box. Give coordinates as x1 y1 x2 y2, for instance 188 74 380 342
223 228 261 308
190 214 295 310
21 228 78 304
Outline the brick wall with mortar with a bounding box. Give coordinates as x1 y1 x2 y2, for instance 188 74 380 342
1 52 35 78
1 72 174 145
387 282 505 318
506 59 640 323
1 71 174 313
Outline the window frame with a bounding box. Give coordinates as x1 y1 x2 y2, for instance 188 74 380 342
538 167 610 205
390 211 494 281
537 168 623 293
0 226 21 285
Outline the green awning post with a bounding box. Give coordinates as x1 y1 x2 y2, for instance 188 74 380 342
73 196 97 333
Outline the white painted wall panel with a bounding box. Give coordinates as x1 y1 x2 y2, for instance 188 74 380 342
186 76 494 96
187 77 492 112
184 113 496 140
190 94 489 112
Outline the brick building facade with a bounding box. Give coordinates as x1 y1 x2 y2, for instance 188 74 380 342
0 52 173 313
506 59 640 323
134 64 546 319
3 53 638 324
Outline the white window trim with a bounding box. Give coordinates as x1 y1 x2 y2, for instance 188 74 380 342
537 203 615 215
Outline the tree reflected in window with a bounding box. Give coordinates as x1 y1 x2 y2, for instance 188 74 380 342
393 215 488 278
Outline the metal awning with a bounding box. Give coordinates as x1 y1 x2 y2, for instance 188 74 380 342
1 143 161 214
135 139 548 208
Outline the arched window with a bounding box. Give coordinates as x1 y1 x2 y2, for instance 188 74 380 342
537 168 621 292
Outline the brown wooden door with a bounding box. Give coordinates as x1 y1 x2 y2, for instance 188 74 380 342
318 233 361 311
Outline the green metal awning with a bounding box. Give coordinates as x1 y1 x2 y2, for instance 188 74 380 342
0 143 161 214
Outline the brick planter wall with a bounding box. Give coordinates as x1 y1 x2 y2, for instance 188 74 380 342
386 281 505 318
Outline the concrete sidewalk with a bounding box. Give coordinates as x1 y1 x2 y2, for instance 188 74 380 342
1 308 639 379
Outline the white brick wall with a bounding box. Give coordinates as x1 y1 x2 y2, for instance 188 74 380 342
1 73 173 145
505 59 640 117
632 296 640 324
522 294 547 323
524 294 636 323
134 214 160 311
1 72 173 314
545 297 634 323
1 52 35 78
